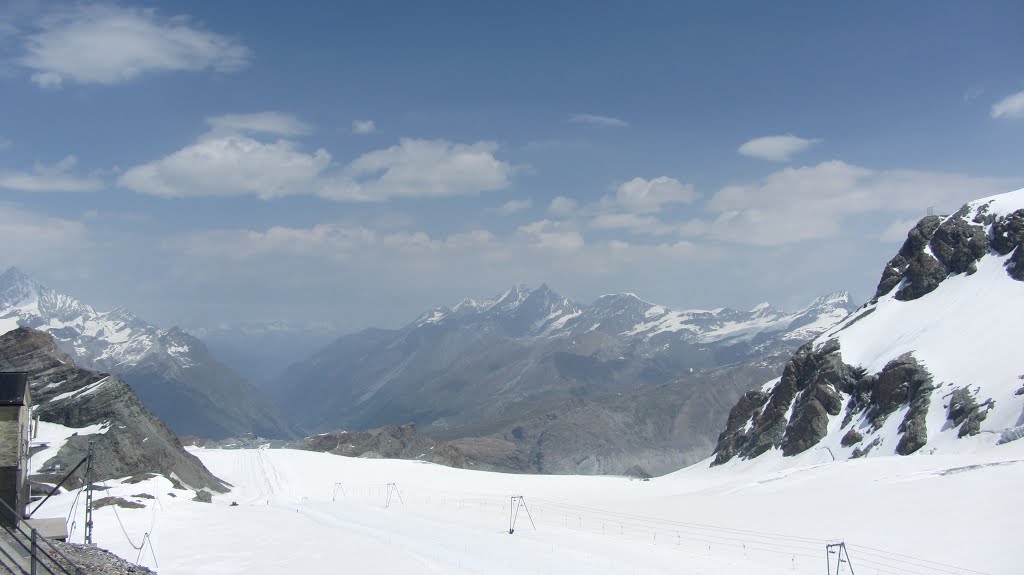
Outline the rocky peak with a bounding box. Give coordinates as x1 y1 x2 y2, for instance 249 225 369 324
875 192 1024 302
0 327 227 492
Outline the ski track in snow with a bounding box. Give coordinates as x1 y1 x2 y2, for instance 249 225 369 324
27 441 1023 575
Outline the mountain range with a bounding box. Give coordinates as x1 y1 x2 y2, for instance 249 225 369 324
272 283 854 474
0 268 291 440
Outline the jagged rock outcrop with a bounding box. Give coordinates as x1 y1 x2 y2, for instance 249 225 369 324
713 342 937 464
713 340 861 464
713 189 1024 465
0 327 227 492
875 203 1024 302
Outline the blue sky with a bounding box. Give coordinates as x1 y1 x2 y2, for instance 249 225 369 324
1 0 1022 331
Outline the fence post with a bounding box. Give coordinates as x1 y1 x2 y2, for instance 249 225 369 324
30 529 38 575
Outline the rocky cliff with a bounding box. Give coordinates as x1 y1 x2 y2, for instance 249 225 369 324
0 327 227 492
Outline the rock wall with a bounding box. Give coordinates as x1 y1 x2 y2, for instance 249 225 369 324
0 328 227 492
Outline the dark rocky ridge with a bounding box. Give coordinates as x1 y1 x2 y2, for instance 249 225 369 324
875 203 1024 302
713 198 1024 465
0 327 227 492
713 341 941 465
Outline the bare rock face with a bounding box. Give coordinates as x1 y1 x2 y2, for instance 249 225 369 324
712 342 937 464
297 424 488 470
874 205 1024 302
713 340 861 464
0 327 227 492
946 387 994 438
711 390 769 464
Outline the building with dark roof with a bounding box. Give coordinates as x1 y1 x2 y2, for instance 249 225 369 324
0 372 31 528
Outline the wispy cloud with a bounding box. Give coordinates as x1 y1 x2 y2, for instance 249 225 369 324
569 113 628 128
0 203 89 266
207 112 311 136
488 198 532 215
0 137 12 150
589 213 674 235
0 155 103 192
692 160 1018 245
991 90 1024 119
962 87 984 103
738 134 820 162
18 4 250 87
352 119 377 134
547 196 579 216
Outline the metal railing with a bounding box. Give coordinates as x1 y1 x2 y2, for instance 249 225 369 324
0 495 82 575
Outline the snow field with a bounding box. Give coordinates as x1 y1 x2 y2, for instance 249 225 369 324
28 441 1023 575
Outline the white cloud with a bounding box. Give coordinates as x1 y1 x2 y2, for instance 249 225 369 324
603 176 698 214
120 129 513 202
119 134 330 199
547 196 579 216
207 112 311 136
19 4 250 87
489 198 532 215
0 138 11 150
589 213 674 235
569 113 628 128
325 138 512 201
699 160 1018 246
0 155 103 192
738 135 820 162
352 120 377 134
517 219 584 251
170 223 499 262
991 90 1024 119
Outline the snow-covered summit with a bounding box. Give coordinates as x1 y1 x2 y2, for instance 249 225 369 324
714 188 1024 465
0 267 292 439
412 283 854 346
0 267 187 370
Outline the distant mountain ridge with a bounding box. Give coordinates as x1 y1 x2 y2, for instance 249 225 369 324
271 284 854 474
412 283 851 346
0 267 292 440
713 187 1024 466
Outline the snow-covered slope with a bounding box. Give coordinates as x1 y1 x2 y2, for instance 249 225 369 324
36 440 1021 575
0 268 292 439
714 188 1024 464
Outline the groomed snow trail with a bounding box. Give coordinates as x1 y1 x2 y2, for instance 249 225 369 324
28 440 1021 575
